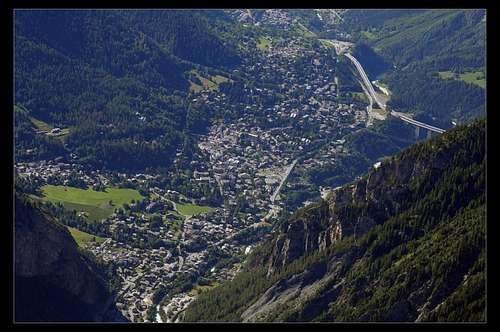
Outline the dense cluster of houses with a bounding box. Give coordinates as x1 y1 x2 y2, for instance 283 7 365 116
15 23 374 323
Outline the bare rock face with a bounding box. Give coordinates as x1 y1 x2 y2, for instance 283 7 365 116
318 220 342 251
244 261 333 322
266 152 430 276
15 196 110 322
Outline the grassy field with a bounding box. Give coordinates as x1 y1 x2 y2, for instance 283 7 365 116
189 70 230 93
176 203 216 217
211 75 230 84
352 92 369 103
256 36 273 51
438 71 456 80
63 201 112 222
319 39 335 49
438 70 485 89
15 105 28 114
254 220 272 228
374 81 392 96
67 226 105 248
41 185 144 222
29 116 71 141
189 82 204 93
168 218 184 239
459 71 485 89
188 282 220 297
47 127 71 136
29 116 52 132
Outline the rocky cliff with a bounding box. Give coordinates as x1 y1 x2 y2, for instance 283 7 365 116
15 195 112 322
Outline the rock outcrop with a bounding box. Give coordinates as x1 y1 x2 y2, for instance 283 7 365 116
266 138 454 276
15 195 111 322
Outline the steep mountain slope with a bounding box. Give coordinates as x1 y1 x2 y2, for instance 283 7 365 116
15 194 117 322
341 9 486 126
119 10 241 69
14 10 240 171
342 9 485 69
183 119 485 322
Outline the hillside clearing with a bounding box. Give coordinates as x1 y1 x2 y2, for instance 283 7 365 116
29 117 52 132
189 70 230 92
438 70 485 89
67 226 105 248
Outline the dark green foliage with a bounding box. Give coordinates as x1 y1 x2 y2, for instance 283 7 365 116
307 151 370 189
336 56 362 93
15 173 43 196
344 10 485 69
305 117 416 190
346 127 407 161
182 266 270 322
352 43 390 79
120 10 241 69
386 67 485 125
14 10 240 171
341 10 425 33
41 200 109 238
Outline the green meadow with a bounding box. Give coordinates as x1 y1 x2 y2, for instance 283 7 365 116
319 39 335 49
438 70 485 89
67 226 105 248
41 185 144 222
256 36 273 51
176 203 216 217
459 71 486 89
189 70 231 93
29 116 53 132
29 116 71 141
361 30 377 40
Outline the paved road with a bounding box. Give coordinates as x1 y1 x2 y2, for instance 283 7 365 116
345 53 387 109
165 198 186 272
345 52 446 134
390 111 445 133
270 159 298 203
262 159 299 221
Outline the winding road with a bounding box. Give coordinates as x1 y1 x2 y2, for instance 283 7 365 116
344 53 446 134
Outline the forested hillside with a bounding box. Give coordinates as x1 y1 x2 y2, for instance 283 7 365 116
14 10 240 171
341 9 486 126
344 10 485 69
183 119 485 322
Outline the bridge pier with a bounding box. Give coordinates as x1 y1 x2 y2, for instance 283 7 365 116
427 129 432 139
415 126 420 139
